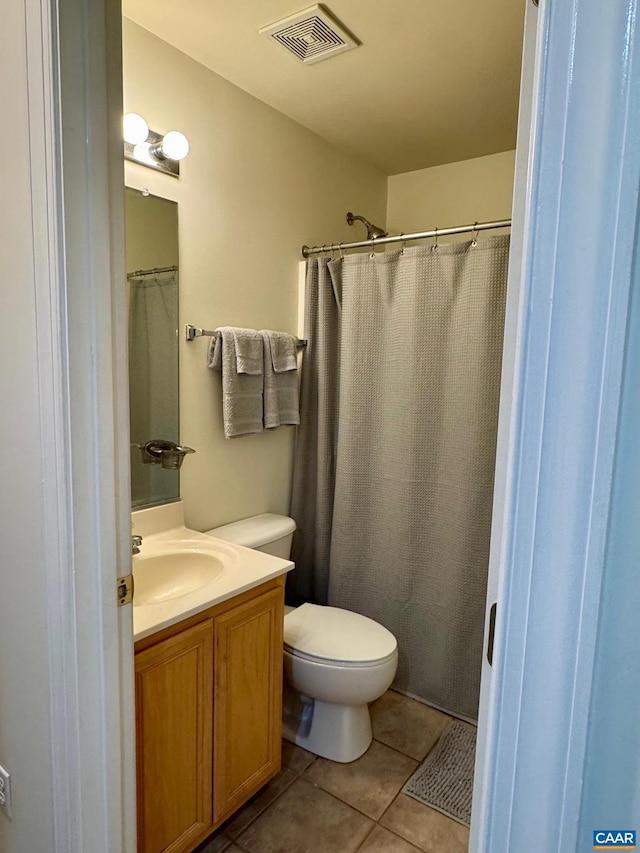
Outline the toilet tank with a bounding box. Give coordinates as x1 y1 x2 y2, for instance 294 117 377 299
206 513 296 559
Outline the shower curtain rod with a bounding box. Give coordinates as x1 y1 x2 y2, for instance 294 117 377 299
127 264 178 279
301 218 511 258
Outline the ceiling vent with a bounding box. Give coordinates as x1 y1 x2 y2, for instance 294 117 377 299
260 4 359 65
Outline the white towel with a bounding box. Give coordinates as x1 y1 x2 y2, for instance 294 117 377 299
208 327 264 438
260 330 300 429
267 330 298 373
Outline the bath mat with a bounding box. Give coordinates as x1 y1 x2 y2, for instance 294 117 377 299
402 719 476 827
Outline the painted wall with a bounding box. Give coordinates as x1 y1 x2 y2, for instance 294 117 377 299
387 151 516 241
123 19 387 531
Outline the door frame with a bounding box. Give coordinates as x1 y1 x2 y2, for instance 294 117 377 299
11 0 137 849
59 0 138 846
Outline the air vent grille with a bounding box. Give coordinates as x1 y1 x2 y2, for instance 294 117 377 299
273 18 345 61
260 5 359 65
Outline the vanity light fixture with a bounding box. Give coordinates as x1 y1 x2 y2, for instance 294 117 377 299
123 112 190 178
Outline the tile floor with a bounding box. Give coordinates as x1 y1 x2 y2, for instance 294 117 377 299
196 690 470 853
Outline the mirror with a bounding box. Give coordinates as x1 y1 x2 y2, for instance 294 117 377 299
125 187 180 508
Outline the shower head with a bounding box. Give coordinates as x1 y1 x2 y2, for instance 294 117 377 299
346 211 388 241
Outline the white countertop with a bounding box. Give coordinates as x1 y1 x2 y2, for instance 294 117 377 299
132 510 293 643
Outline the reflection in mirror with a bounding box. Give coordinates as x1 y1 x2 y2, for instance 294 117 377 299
125 187 180 508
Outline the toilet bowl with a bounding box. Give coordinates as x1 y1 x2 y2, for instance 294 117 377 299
206 514 398 763
283 603 397 762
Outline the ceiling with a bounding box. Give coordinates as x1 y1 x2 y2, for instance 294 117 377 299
121 0 525 176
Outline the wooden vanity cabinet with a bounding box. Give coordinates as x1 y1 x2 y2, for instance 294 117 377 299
135 620 214 853
212 585 284 824
134 577 284 853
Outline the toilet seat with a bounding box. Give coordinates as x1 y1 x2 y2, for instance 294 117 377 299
284 646 397 668
284 603 397 667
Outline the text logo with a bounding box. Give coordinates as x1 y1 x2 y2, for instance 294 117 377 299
594 830 636 849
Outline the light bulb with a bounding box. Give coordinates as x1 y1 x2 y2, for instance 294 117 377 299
161 130 189 161
132 143 155 167
123 113 149 145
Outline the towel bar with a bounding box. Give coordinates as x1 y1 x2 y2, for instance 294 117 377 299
185 324 307 348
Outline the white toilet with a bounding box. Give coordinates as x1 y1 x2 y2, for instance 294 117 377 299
207 513 398 763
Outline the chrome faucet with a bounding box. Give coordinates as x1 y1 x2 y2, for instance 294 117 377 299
132 535 143 556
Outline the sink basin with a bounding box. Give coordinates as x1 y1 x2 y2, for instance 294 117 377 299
134 546 225 606
129 509 293 641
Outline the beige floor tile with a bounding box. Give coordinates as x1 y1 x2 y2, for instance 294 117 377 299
303 740 418 819
358 825 422 852
281 740 316 775
236 777 374 853
370 691 451 760
380 794 469 853
224 768 297 838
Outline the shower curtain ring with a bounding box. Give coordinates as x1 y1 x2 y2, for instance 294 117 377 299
400 233 407 254
339 242 345 260
472 222 479 247
431 227 439 252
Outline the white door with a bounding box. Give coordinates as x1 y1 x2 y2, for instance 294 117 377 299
0 0 136 850
472 0 640 849
470 0 540 844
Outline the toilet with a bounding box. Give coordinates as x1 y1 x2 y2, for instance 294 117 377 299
206 513 398 763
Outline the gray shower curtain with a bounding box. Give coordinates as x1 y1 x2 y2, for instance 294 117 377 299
290 235 509 721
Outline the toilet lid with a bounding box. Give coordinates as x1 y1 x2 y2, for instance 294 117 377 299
284 604 397 665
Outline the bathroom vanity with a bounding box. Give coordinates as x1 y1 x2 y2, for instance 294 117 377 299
135 577 284 852
131 503 293 853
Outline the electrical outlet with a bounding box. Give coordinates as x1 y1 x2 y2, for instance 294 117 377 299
0 765 12 818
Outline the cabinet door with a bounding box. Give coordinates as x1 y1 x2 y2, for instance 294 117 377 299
213 587 283 825
135 619 214 853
